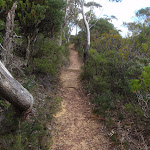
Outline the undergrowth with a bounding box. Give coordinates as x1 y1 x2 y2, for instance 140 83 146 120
73 30 150 149
31 37 69 75
0 74 63 150
0 36 69 149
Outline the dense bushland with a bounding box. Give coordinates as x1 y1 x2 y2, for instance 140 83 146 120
0 0 69 149
0 37 68 149
73 16 150 149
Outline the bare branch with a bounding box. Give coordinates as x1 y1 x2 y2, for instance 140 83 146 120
0 43 6 51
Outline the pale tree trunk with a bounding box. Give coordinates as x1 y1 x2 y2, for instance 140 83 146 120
59 31 63 46
81 0 90 62
26 35 31 63
2 2 17 66
0 60 34 134
75 0 78 36
76 25 78 35
68 33 71 43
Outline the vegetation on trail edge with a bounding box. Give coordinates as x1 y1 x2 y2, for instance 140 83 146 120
72 10 150 149
0 41 69 149
0 0 69 149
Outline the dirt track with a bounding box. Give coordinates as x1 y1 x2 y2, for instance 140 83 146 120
51 44 107 150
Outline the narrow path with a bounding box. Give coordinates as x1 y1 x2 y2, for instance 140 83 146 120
51 44 107 150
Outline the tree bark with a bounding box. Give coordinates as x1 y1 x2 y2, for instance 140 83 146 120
59 31 63 46
0 61 34 112
26 35 31 63
2 2 17 66
81 0 90 62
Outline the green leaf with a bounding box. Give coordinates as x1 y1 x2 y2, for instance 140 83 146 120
130 79 141 92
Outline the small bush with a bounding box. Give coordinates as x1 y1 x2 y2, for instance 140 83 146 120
92 91 115 117
31 37 69 75
33 57 57 75
0 78 62 150
130 65 150 118
81 47 150 118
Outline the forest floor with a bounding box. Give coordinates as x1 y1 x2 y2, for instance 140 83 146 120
51 44 108 150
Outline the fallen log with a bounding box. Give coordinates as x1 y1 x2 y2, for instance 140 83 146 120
0 61 34 112
0 61 34 134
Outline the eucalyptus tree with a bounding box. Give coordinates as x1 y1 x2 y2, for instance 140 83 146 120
58 0 68 46
0 2 34 134
80 0 102 61
124 7 150 56
0 0 66 63
136 7 150 23
0 0 46 63
59 0 81 45
16 0 47 62
80 0 121 62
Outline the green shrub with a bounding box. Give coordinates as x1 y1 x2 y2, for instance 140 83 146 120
124 102 144 117
74 19 150 148
81 48 150 118
84 50 134 94
92 91 115 117
0 85 61 150
23 75 36 91
32 38 69 75
33 57 57 75
130 65 150 118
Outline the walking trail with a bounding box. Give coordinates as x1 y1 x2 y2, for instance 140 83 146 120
51 44 107 150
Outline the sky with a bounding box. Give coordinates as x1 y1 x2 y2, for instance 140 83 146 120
72 0 150 37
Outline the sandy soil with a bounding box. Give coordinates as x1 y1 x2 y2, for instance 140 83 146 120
51 44 107 150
